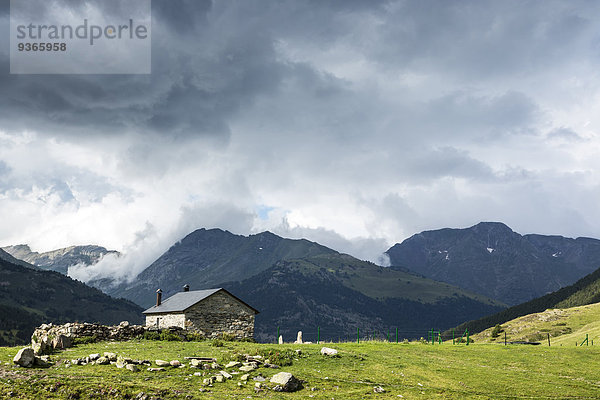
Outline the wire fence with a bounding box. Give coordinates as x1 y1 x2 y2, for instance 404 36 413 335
266 327 598 347
267 327 472 345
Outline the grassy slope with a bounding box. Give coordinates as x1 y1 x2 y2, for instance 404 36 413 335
451 265 600 337
473 302 600 346
225 257 505 342
1 340 599 399
293 254 503 305
0 258 143 346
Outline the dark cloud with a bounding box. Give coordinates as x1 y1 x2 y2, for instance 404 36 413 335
372 1 598 79
424 91 540 140
404 147 496 182
1 0 600 272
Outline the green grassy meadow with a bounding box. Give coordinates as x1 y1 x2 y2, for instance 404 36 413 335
473 302 600 346
0 339 599 399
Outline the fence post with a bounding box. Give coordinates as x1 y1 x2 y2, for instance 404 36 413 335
547 333 550 347
317 326 320 344
505 331 507 346
396 327 398 343
276 326 279 344
466 330 469 346
452 329 455 345
357 327 359 344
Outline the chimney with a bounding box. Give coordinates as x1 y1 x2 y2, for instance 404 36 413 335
183 284 190 292
156 289 162 306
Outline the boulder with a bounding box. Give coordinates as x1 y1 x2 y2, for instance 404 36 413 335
169 360 181 367
13 348 35 367
294 331 303 344
32 341 47 356
320 347 338 356
373 386 386 393
52 334 73 350
239 365 256 372
89 353 100 361
278 335 284 344
147 367 165 372
269 372 302 392
155 360 170 367
104 352 117 361
119 321 130 328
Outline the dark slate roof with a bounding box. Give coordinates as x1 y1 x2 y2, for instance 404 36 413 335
142 288 259 314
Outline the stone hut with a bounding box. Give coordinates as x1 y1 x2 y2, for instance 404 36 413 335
142 286 258 339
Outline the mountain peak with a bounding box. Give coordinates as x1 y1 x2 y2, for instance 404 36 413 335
471 221 514 234
386 223 600 306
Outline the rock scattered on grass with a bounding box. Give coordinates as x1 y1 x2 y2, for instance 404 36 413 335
147 367 165 372
170 360 181 367
269 372 302 392
373 386 386 393
219 371 232 379
13 348 35 368
96 357 110 365
155 360 170 367
225 361 241 368
126 364 139 372
320 347 339 356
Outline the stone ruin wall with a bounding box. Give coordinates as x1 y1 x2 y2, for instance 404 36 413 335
31 321 146 354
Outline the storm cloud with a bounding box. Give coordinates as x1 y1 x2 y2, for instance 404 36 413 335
2 0 600 282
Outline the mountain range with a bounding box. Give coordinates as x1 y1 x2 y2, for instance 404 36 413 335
9 222 600 343
225 255 502 342
105 228 503 340
0 249 142 346
2 244 118 275
386 222 600 305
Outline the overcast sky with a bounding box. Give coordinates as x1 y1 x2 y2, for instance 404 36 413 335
2 0 600 282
